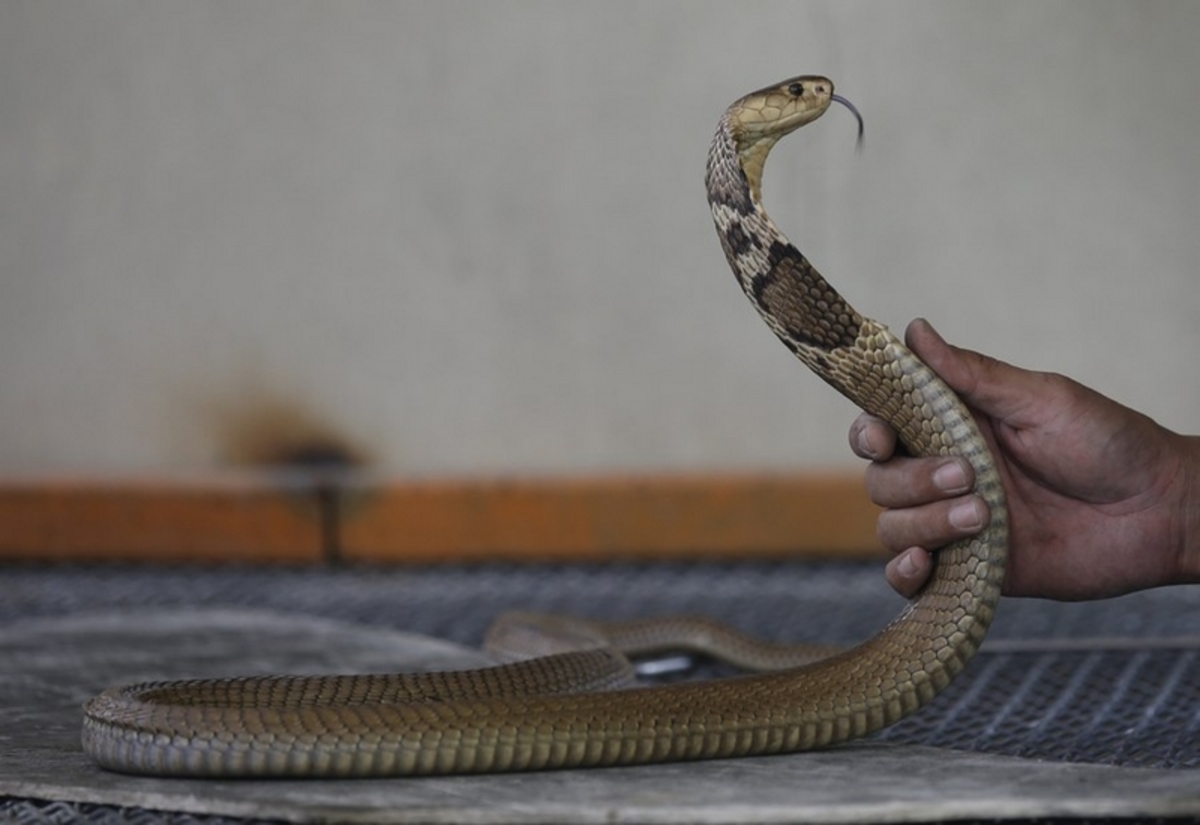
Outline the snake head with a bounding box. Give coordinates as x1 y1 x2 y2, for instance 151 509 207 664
727 75 863 202
729 75 839 141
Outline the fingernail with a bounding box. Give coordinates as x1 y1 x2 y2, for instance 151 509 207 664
932 460 968 493
896 550 919 578
856 428 877 459
949 498 984 531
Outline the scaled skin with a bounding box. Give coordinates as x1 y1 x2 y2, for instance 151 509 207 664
850 319 1200 601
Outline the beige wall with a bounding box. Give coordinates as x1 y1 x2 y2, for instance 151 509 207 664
2 1 1199 474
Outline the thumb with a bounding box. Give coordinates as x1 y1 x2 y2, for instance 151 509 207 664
905 318 1038 424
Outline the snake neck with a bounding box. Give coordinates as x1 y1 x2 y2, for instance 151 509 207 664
705 113 866 377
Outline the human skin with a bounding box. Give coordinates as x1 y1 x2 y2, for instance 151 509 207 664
848 319 1200 601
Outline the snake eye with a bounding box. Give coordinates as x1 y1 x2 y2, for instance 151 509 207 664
788 82 804 97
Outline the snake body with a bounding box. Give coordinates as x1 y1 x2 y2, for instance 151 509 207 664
82 75 1008 777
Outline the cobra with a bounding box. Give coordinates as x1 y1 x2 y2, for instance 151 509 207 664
82 75 1008 778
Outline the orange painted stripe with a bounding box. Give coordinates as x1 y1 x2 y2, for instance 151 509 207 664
337 473 883 563
0 474 325 563
0 472 883 564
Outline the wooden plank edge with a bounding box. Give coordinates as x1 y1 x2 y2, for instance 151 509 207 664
337 472 884 563
0 473 326 564
0 471 884 564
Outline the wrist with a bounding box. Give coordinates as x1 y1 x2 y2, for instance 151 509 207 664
1171 434 1200 586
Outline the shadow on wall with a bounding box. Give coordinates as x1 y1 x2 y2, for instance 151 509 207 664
206 391 370 471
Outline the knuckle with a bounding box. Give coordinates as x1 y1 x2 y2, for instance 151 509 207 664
863 463 885 500
875 509 909 552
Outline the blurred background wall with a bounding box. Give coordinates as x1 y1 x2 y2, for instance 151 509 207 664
2 1 1198 475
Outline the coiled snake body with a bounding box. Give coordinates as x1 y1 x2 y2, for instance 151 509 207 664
82 76 1008 778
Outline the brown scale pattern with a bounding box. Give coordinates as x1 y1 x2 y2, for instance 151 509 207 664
756 250 862 352
81 75 1008 778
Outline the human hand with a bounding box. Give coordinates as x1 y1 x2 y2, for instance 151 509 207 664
849 318 1200 601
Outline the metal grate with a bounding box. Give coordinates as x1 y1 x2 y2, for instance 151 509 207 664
2 563 1198 824
3 562 1198 769
0 798 287 825
878 646 1200 768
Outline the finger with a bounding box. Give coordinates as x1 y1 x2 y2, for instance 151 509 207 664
864 455 974 508
848 413 897 461
905 318 1044 425
885 547 933 599
875 494 989 554
904 318 974 393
